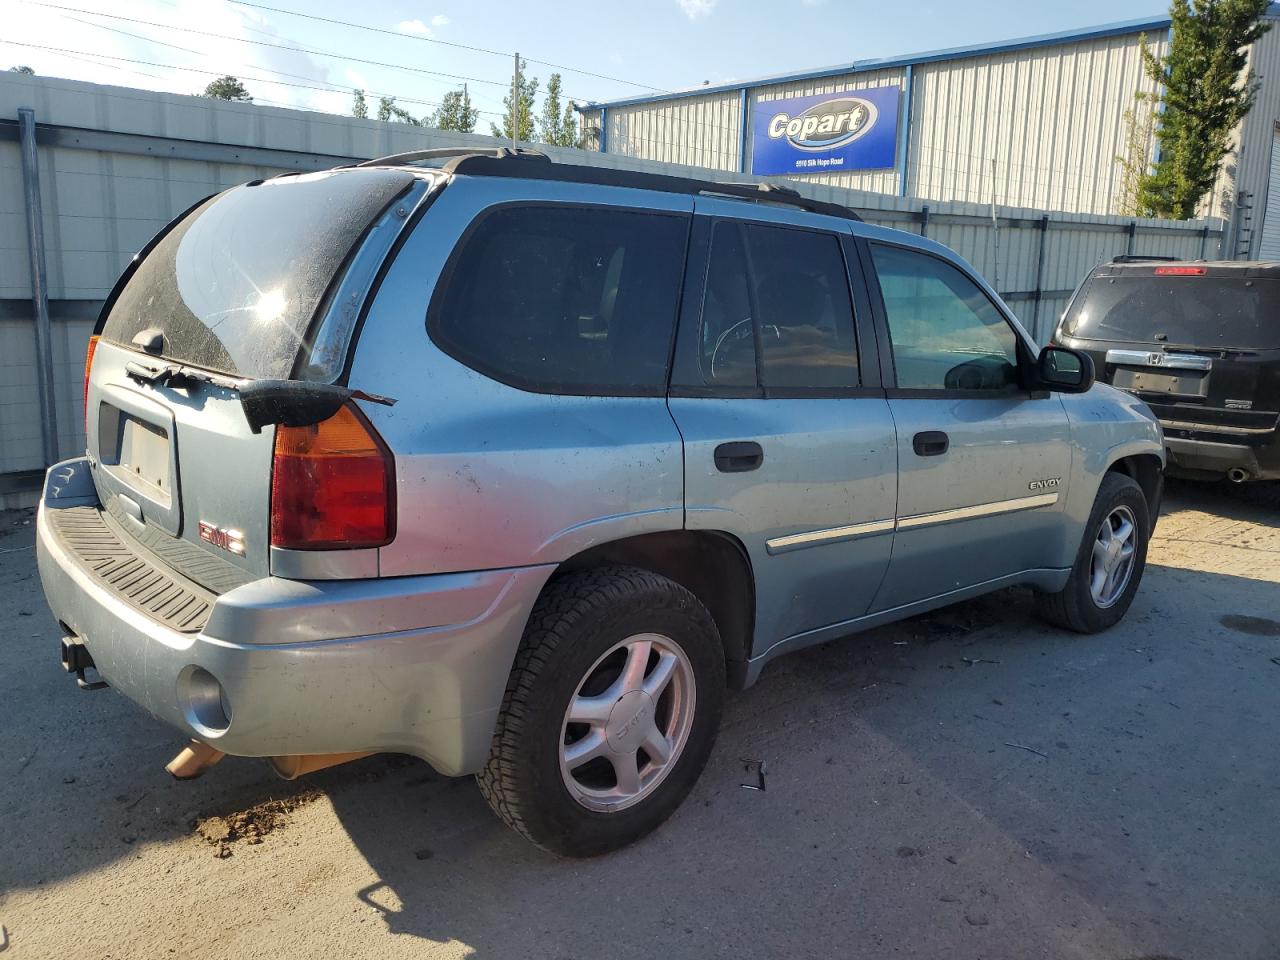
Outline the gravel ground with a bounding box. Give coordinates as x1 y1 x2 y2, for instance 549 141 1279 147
0 480 1277 960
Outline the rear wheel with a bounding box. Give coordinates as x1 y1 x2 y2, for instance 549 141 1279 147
477 566 724 857
1037 472 1150 633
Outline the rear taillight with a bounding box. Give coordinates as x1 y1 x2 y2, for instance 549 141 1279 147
83 334 100 436
269 403 395 550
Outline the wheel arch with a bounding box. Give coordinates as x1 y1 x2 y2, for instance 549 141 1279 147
1105 453 1164 517
556 530 756 687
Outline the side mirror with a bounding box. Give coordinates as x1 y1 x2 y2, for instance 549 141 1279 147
1034 345 1094 394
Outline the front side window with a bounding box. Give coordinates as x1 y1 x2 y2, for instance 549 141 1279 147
871 244 1019 391
695 221 860 391
429 205 688 394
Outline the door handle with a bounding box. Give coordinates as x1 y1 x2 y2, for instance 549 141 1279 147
912 431 949 457
714 441 764 473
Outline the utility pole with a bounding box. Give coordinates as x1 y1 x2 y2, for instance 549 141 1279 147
510 52 520 149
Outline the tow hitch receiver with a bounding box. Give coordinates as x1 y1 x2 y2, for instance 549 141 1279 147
61 635 108 691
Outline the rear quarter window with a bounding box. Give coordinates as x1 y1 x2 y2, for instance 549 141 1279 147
427 204 689 395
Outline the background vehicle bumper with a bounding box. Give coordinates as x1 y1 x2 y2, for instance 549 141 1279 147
36 459 555 776
1164 432 1280 481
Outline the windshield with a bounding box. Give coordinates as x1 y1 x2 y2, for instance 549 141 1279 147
102 168 414 379
1061 275 1280 349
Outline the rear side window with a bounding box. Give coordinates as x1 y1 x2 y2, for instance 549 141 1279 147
102 169 415 379
695 221 859 391
429 205 689 395
1061 275 1280 349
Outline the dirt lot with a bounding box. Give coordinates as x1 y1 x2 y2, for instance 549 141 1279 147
1 481 1277 960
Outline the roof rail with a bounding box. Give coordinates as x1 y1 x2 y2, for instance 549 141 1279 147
355 146 550 168
412 151 865 222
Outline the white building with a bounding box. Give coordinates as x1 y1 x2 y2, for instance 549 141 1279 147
578 9 1280 257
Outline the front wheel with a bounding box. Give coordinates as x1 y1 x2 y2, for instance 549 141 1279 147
1036 472 1151 633
477 566 725 857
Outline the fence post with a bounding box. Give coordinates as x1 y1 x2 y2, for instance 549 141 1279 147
1126 220 1137 256
1031 214 1050 341
919 204 930 238
18 107 60 467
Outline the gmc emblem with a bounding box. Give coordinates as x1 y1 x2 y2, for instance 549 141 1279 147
198 521 246 557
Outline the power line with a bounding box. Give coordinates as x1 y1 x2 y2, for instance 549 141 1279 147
21 2 515 92
224 0 669 93
0 39 507 118
45 10 502 117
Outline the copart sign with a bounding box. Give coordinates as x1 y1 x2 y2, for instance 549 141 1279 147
750 86 900 177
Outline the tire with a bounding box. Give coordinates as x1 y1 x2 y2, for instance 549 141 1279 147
1036 472 1151 633
477 565 725 857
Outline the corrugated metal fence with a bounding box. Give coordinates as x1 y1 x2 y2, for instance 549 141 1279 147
1 73 1223 496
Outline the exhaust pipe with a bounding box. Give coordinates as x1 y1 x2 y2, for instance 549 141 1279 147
1227 467 1250 483
269 752 373 780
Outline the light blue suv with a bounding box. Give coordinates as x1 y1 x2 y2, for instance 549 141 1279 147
36 149 1164 856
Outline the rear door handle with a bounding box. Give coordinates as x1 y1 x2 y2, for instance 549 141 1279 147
912 431 949 457
714 441 764 473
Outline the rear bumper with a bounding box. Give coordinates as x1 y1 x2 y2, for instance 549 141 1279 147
1163 430 1280 481
36 458 555 776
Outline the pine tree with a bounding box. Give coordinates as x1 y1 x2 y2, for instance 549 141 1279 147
1137 0 1272 219
352 89 368 119
537 73 580 147
433 87 480 133
490 59 538 142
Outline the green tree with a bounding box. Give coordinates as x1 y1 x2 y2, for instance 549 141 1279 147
377 96 422 125
490 58 538 142
432 87 480 132
537 73 580 147
352 88 368 119
1114 88 1159 216
201 75 252 102
1137 0 1272 219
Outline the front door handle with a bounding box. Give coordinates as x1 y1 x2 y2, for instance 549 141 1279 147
912 431 949 457
714 441 764 473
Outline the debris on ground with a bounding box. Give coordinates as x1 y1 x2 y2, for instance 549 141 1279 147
739 758 767 791
1004 741 1049 759
193 789 321 858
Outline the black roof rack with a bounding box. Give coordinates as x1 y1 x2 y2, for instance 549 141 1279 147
352 146 864 222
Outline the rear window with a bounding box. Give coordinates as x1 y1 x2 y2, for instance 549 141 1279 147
102 169 415 379
428 204 689 395
1062 275 1280 349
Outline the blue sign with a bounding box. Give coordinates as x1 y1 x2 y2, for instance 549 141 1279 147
750 86 901 177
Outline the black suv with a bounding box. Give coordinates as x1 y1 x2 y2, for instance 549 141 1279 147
1055 259 1280 484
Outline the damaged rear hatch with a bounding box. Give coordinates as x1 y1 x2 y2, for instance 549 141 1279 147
85 167 422 598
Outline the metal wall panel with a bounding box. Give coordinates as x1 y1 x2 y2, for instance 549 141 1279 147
1231 17 1280 254
908 31 1168 214
602 91 742 172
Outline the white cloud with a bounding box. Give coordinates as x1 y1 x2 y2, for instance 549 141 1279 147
431 14 450 27
677 0 718 19
395 18 433 36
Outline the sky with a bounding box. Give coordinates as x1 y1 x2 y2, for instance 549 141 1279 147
3 0 1171 125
